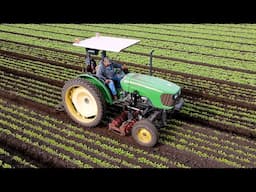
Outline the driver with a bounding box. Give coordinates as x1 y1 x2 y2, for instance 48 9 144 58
96 56 128 100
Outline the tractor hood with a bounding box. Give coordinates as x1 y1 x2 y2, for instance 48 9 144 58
121 73 180 94
121 73 181 109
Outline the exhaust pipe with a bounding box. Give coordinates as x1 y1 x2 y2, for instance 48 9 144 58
149 50 154 76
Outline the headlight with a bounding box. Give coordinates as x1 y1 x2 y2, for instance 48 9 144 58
173 94 178 100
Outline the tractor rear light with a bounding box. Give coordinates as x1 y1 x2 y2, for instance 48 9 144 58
161 94 174 107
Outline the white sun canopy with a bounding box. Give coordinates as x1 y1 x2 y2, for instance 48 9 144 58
73 36 140 52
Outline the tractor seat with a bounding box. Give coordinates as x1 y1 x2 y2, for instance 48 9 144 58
86 58 97 74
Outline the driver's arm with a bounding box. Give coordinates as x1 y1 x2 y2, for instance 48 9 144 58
112 62 127 70
96 65 106 81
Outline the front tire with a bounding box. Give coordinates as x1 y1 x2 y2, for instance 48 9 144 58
132 119 159 147
62 78 106 128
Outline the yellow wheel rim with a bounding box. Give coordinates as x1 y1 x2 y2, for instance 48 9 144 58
137 128 152 144
65 86 98 123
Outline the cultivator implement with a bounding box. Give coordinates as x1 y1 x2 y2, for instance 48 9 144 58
108 111 137 136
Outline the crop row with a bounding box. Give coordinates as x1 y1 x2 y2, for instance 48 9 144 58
169 24 255 37
184 95 256 120
11 24 256 61
0 55 77 81
0 145 37 168
57 23 256 53
184 99 256 127
1 25 256 85
3 24 256 73
0 98 187 168
2 91 256 168
127 24 256 41
203 24 256 33
181 103 256 135
0 71 61 107
1 50 255 137
0 70 254 167
0 99 236 166
168 119 256 152
1 50 255 119
2 40 256 107
54 24 256 51
2 42 256 113
1 68 254 139
1 70 61 92
1 24 256 168
0 40 83 68
128 24 256 39
1 38 255 136
6 24 256 63
108 52 256 86
154 71 256 107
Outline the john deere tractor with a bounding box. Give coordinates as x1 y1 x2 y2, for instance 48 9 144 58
61 34 184 147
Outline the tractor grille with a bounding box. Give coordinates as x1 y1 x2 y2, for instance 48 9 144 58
161 94 174 107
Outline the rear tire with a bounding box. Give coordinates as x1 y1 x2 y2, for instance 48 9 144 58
62 78 106 128
132 119 159 147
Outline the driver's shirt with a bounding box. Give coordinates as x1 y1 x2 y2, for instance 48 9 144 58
96 62 122 81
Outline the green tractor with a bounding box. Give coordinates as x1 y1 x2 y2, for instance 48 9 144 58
60 34 184 147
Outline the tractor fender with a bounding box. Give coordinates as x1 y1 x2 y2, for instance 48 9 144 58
77 74 113 105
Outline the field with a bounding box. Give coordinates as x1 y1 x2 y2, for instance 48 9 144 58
0 24 256 168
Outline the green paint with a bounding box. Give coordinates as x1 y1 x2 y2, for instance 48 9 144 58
121 73 180 109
